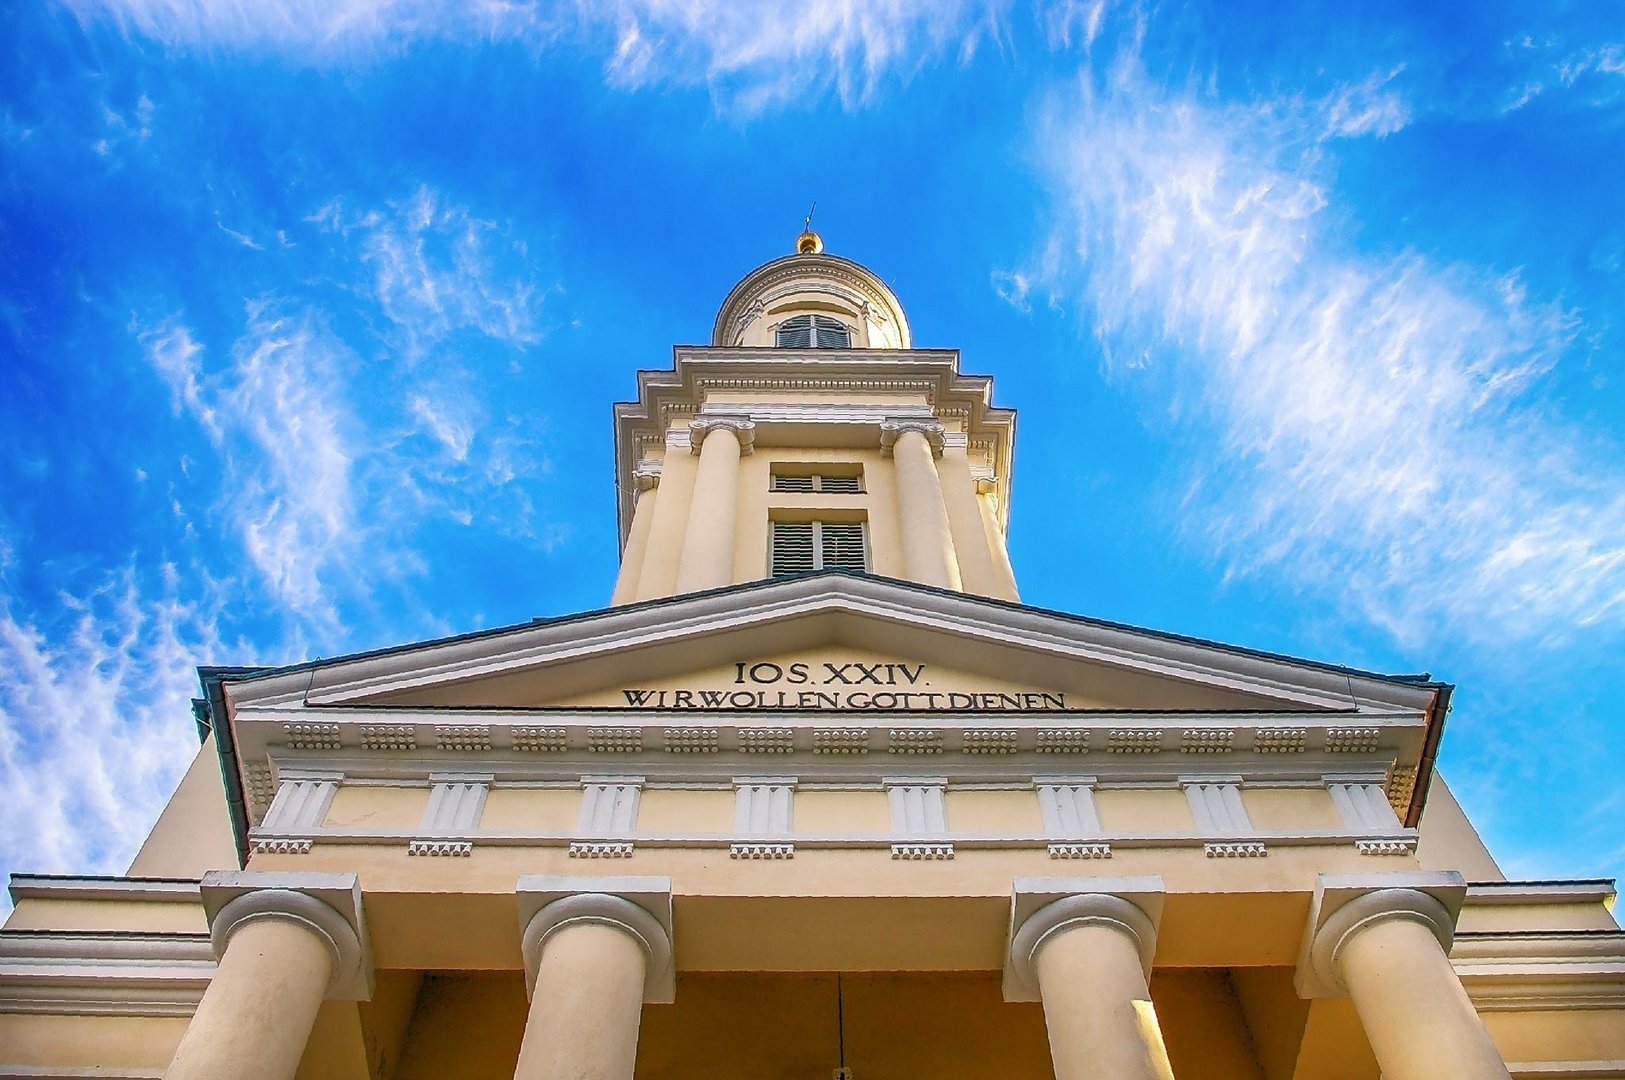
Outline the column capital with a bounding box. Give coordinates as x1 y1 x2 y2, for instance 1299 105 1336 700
879 417 946 457
199 870 372 1001
1296 870 1467 998
689 415 756 455
1003 875 1165 1002
517 875 675 1003
632 461 662 491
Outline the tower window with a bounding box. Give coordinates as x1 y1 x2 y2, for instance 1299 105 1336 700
770 469 864 494
770 521 868 575
775 314 851 349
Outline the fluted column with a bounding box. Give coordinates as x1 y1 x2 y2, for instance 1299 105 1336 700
1301 874 1508 1080
674 416 754 594
515 876 675 1080
168 872 370 1080
610 464 661 605
1005 877 1172 1080
880 419 962 590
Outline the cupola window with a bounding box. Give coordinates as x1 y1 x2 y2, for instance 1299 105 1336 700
775 314 852 349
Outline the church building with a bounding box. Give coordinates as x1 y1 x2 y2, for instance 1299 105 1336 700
2 233 1622 1079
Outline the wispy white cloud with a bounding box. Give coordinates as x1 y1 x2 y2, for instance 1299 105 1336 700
142 304 357 628
63 0 1003 111
1318 67 1411 138
1028 51 1625 645
0 564 233 887
593 0 1004 111
311 186 544 359
1504 37 1625 112
139 187 562 634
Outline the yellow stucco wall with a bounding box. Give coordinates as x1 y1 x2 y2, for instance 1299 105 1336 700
0 1013 189 1071
1243 786 1344 831
948 788 1045 833
793 789 891 834
477 786 579 832
638 788 735 834
126 734 240 877
1096 787 1197 833
324 785 428 830
1416 773 1505 881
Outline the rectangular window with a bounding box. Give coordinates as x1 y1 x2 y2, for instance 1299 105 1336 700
770 520 868 576
770 469 864 494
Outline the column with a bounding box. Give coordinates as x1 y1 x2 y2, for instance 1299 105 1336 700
1005 877 1172 1080
975 474 1021 600
515 876 675 1080
674 417 754 594
167 872 370 1080
611 464 661 605
1299 873 1509 1080
881 419 962 590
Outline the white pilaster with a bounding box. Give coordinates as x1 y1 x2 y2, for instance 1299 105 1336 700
885 776 952 859
572 775 643 858
731 776 795 859
1036 776 1109 859
1182 775 1265 857
409 773 492 857
1328 775 1405 831
259 770 341 834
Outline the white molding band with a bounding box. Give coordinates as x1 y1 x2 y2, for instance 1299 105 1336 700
199 871 372 1001
0 931 215 1017
6 876 201 905
516 876 675 1003
1296 871 1467 999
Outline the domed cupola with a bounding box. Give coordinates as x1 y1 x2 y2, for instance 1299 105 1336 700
711 231 912 350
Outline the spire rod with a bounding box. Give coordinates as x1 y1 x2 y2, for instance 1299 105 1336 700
797 202 824 254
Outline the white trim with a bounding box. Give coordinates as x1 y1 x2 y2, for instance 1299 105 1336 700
7 877 201 905
1506 1063 1625 1079
0 931 214 1018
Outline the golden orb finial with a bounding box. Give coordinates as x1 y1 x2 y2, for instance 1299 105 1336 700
796 201 823 254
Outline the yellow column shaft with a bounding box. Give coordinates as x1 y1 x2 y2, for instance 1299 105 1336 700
1034 921 1175 1080
514 921 648 1080
164 917 334 1080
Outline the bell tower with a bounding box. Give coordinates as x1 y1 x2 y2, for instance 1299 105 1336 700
610 233 1019 604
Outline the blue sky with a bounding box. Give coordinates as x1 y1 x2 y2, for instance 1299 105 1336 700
2 0 1622 894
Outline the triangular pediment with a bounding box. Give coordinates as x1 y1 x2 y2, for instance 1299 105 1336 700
225 575 1439 720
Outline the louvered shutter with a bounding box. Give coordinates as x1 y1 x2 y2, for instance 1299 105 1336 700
770 474 816 492
770 521 817 575
812 315 851 348
775 315 813 348
818 522 868 571
817 474 862 493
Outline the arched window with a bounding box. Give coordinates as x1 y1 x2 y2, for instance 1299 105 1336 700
775 314 852 348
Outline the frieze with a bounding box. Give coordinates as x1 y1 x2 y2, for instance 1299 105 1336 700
614 659 1067 712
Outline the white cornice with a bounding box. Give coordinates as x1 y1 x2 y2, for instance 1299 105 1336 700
0 930 214 1017
612 349 1016 545
7 877 201 905
226 576 1436 715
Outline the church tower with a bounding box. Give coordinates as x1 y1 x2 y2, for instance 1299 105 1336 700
611 229 1017 605
1 235 1621 1080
